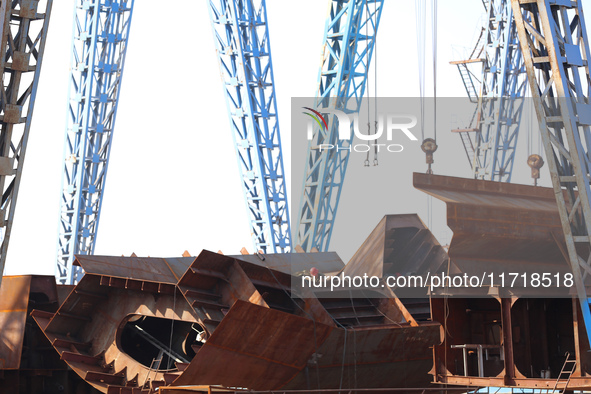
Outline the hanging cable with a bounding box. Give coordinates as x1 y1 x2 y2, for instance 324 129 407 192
432 0 437 142
430 0 437 228
364 122 372 167
352 326 357 389
364 2 373 167
428 194 433 230
373 0 379 166
417 0 438 176
443 257 451 394
415 0 426 142
527 99 531 158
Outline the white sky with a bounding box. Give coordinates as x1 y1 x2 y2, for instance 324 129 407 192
3 0 577 276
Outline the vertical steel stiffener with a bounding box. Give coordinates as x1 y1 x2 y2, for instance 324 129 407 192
56 0 134 285
511 0 591 343
296 0 384 252
473 0 528 182
0 0 52 287
207 0 291 254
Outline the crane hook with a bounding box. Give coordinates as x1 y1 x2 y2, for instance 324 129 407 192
421 138 438 175
527 154 544 186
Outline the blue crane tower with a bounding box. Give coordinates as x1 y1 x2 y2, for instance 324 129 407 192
206 0 291 254
295 0 384 252
0 0 53 287
452 0 528 182
512 0 591 344
56 0 135 285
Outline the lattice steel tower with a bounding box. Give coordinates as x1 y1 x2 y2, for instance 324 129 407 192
56 0 134 284
296 0 384 252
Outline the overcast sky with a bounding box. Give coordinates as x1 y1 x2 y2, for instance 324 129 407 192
4 0 573 276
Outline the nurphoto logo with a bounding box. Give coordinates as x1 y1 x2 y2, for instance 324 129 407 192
302 106 419 153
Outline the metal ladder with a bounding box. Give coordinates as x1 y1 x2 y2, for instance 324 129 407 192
550 352 576 393
459 131 476 168
142 356 163 389
457 63 480 103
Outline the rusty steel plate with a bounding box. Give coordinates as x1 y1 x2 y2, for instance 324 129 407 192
413 173 570 282
0 276 31 369
74 255 196 284
232 252 345 276
172 300 333 390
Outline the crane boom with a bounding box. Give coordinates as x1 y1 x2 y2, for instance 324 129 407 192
511 0 591 343
0 0 52 286
452 0 528 182
56 0 135 285
473 0 528 182
295 0 384 252
207 0 291 254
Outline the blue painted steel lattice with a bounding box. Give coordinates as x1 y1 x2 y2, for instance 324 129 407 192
207 0 291 254
56 0 134 285
472 0 527 182
452 0 528 182
296 0 384 252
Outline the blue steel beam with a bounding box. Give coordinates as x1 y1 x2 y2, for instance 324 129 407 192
511 0 591 345
56 0 134 285
207 0 291 254
472 0 528 182
0 0 53 287
296 0 384 252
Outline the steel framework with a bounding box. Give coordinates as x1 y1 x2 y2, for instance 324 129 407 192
472 0 528 182
207 0 291 254
452 0 528 182
0 0 52 286
295 0 384 252
56 0 134 285
511 0 591 343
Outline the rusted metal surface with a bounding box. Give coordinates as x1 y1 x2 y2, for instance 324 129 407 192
231 252 344 276
57 284 75 305
431 295 591 389
177 250 269 336
33 268 201 394
18 173 591 393
172 300 333 390
414 174 591 390
345 214 448 321
434 376 591 390
160 388 468 394
0 276 31 369
0 275 65 369
32 250 442 393
74 255 196 284
0 275 99 393
282 322 443 390
346 214 449 279
413 173 570 281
